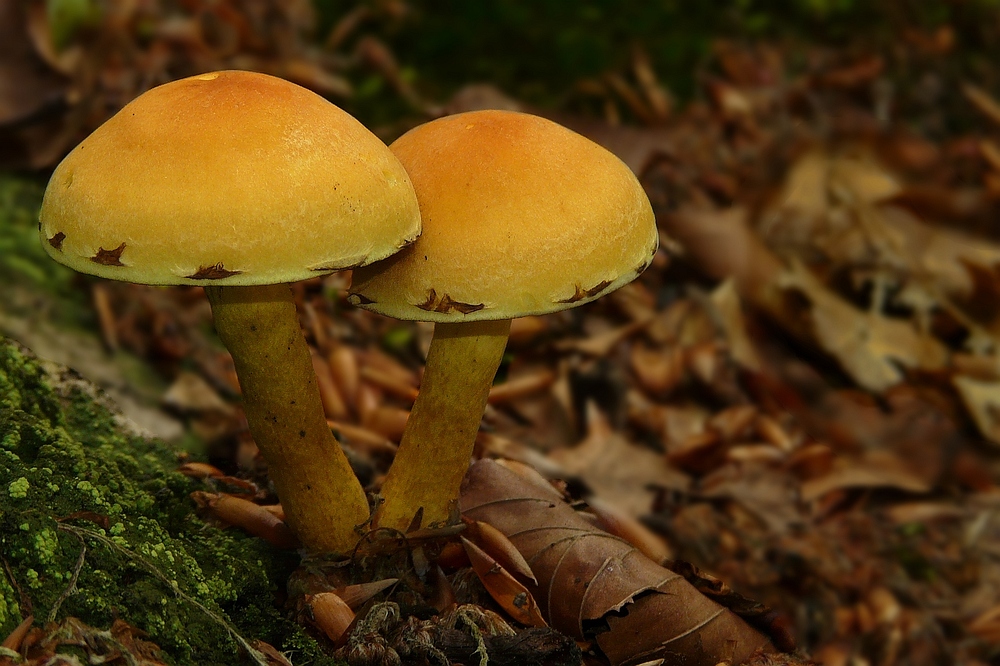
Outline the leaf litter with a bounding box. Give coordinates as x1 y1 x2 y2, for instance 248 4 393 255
4 3 1000 665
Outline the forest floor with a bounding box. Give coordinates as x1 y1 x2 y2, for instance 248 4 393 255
2 2 1000 665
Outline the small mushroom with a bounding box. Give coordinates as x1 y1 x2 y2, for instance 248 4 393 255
39 70 421 554
350 109 657 531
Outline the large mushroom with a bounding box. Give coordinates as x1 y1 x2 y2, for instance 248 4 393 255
349 109 658 532
39 70 421 554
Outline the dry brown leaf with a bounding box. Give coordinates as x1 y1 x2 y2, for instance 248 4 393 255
554 316 652 357
882 501 970 525
800 451 933 501
963 82 1000 127
489 368 556 405
360 365 419 403
313 351 349 421
308 592 356 642
629 343 685 397
778 260 949 392
461 536 547 627
709 280 763 372
462 518 538 585
327 344 360 413
362 405 410 442
331 579 399 609
7 617 168 665
585 496 674 565
477 431 570 481
968 604 1000 644
2 615 33 650
879 205 1000 300
162 370 234 416
953 374 1000 446
0 1 70 168
548 403 690 516
0 1 66 123
460 459 772 666
252 640 295 666
663 207 783 307
191 491 299 549
699 464 804 534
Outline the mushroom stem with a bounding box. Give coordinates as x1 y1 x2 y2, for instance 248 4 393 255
374 318 512 532
206 284 370 554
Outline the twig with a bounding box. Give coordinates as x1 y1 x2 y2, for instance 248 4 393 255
45 531 86 624
55 523 270 666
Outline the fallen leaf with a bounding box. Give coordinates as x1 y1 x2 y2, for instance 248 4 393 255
461 536 547 628
548 403 690 516
953 374 1000 446
460 459 771 666
800 451 933 501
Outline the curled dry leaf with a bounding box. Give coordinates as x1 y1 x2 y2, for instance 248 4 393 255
312 350 349 421
331 579 399 610
308 592 356 643
489 368 556 405
508 315 550 346
251 640 295 666
360 365 420 404
329 420 398 456
478 431 577 482
328 344 360 412
963 82 1000 128
491 456 568 503
362 405 410 442
191 491 299 549
177 461 226 479
460 459 772 666
799 451 933 502
3 617 167 665
554 316 653 357
461 536 547 628
462 517 538 584
2 615 33 650
968 603 1000 644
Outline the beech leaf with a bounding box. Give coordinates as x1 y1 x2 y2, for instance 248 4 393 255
460 459 772 666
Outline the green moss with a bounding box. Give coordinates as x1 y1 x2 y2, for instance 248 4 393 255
0 338 332 664
7 476 29 498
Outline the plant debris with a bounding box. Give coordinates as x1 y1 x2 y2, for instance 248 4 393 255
5 2 1000 665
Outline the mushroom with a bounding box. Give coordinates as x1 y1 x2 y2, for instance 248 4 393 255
349 109 657 531
39 70 421 554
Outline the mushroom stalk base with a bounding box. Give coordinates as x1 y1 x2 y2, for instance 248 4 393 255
206 284 369 554
375 318 511 532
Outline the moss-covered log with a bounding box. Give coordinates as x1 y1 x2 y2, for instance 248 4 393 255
0 338 331 664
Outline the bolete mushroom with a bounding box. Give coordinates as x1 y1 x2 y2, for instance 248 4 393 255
349 109 657 532
39 70 421 554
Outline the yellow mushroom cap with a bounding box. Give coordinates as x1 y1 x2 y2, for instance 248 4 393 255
348 110 658 322
39 70 421 286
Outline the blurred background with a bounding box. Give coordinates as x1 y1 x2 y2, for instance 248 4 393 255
4 0 1000 663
